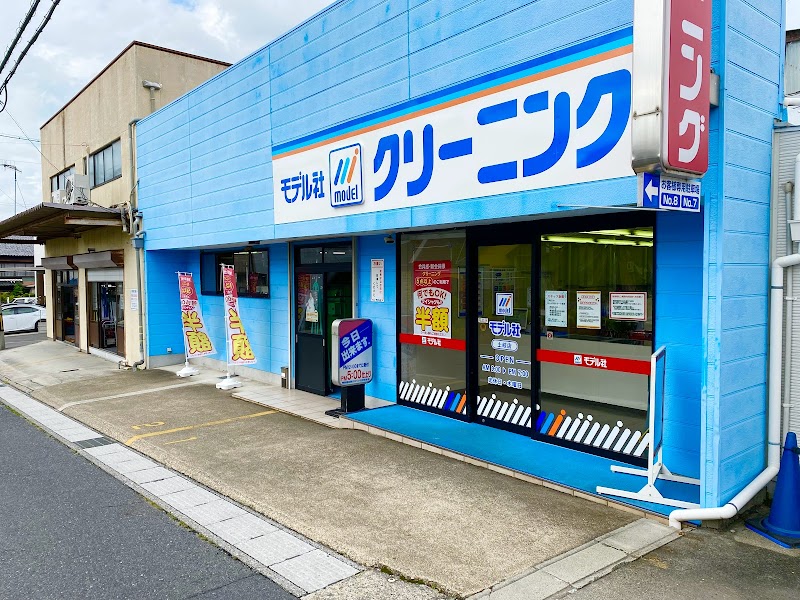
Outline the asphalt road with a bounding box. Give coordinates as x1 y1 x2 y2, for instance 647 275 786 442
0 402 293 600
2 330 47 350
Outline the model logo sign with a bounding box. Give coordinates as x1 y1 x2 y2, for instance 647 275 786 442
495 292 513 317
663 0 711 175
329 144 363 208
272 30 634 224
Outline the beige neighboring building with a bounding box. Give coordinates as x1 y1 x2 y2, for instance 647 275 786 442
0 42 229 364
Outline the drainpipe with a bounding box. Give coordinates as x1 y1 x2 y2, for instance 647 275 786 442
669 157 800 529
783 182 795 441
128 118 146 371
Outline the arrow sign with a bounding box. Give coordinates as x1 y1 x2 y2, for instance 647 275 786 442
638 172 701 213
639 172 660 209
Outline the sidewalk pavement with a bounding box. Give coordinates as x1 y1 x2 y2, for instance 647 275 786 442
2 340 785 598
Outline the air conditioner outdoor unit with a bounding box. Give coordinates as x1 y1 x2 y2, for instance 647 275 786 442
51 189 67 203
65 174 90 205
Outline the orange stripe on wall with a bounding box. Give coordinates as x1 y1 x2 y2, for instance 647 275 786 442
456 396 467 414
274 45 631 160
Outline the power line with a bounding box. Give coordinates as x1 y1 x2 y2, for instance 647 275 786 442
3 108 58 171
0 132 87 147
0 132 39 143
0 0 42 78
0 0 62 113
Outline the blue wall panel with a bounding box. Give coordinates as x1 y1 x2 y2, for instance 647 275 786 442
706 0 782 506
145 244 289 377
356 235 397 402
655 211 704 479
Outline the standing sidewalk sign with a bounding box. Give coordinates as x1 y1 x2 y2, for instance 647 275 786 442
330 318 373 415
596 346 701 508
177 272 214 378
217 264 256 390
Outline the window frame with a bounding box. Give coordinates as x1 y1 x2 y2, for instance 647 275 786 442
200 248 270 299
50 166 75 193
88 139 122 188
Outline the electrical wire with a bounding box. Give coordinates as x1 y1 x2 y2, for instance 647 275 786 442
0 0 62 113
0 132 86 147
3 108 58 171
0 0 42 78
0 132 39 143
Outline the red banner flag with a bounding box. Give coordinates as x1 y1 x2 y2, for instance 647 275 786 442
178 272 214 357
221 265 256 365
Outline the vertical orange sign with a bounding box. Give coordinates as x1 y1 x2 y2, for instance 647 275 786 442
179 272 214 357
221 265 256 365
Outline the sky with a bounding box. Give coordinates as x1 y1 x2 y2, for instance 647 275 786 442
0 0 334 220
0 0 798 221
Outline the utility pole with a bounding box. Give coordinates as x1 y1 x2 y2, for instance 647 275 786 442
1 163 21 214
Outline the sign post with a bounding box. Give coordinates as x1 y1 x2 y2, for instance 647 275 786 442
596 346 701 508
329 318 373 415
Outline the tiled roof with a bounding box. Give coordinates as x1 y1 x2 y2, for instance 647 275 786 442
0 236 35 257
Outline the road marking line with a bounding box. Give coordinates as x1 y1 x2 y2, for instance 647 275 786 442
125 410 277 446
58 380 214 411
163 436 197 445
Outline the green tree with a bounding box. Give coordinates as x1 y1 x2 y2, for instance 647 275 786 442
11 283 25 298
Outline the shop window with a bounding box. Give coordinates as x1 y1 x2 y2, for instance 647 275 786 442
50 166 75 193
88 140 122 188
200 249 269 297
537 227 654 456
398 230 467 416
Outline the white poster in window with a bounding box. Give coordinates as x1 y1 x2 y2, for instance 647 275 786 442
370 259 384 302
609 292 647 321
576 291 602 329
545 290 568 327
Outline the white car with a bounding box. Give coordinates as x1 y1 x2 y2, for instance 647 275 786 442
1 304 46 333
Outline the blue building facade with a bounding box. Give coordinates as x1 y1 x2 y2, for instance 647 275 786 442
136 0 785 514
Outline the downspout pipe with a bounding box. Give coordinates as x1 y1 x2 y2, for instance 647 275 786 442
669 159 800 528
128 118 146 371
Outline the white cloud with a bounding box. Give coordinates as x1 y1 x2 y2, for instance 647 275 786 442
0 0 334 220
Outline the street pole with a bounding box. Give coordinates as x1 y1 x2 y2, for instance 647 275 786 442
1 163 21 214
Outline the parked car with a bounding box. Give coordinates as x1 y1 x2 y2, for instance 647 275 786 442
1 304 46 333
11 297 37 305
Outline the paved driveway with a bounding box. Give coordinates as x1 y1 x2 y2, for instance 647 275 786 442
1 341 638 596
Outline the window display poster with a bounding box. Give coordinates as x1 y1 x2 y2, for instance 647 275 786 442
609 292 647 321
413 260 452 338
370 259 384 302
545 290 568 327
576 291 602 329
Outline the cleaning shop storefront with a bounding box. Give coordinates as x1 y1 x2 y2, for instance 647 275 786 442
136 0 782 517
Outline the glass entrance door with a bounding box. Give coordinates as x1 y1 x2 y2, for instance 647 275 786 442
294 244 353 396
473 243 534 432
296 272 327 394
